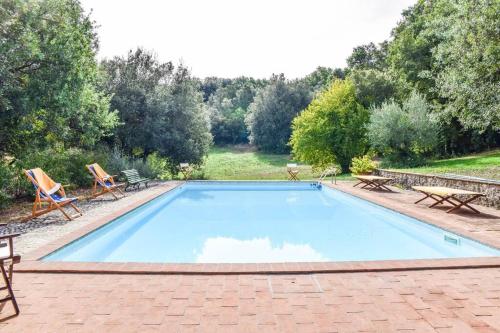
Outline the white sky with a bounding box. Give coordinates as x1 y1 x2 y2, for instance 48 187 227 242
81 0 416 79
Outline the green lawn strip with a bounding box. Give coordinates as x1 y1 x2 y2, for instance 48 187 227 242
193 146 353 181
388 150 500 180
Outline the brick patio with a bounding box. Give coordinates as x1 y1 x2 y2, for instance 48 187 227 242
1 181 499 331
1 268 500 332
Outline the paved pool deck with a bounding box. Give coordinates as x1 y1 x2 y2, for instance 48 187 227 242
1 180 499 331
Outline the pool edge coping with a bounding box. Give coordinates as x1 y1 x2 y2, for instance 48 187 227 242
15 180 500 275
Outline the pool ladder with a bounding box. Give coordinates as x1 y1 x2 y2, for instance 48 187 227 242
314 167 340 188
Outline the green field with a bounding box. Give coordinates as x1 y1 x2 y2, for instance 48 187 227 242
391 149 500 180
194 146 349 181
193 146 499 181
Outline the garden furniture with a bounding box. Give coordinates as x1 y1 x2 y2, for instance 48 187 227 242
179 163 192 180
0 223 21 317
412 186 485 214
353 175 393 191
24 168 82 221
287 163 300 181
122 169 150 191
86 163 125 199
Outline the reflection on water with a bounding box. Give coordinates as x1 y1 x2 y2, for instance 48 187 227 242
195 237 328 263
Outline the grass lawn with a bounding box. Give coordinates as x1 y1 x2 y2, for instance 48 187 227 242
391 149 500 180
194 146 351 181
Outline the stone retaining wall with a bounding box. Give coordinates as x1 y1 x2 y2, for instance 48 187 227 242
374 169 500 209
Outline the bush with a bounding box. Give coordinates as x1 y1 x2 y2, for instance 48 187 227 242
105 148 170 180
146 153 172 180
349 155 376 175
14 147 109 195
0 160 16 208
368 92 438 167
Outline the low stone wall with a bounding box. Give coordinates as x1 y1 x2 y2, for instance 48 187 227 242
374 169 500 209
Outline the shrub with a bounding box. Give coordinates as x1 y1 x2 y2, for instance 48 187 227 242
290 79 369 173
349 155 376 175
0 160 16 208
146 152 172 180
14 147 109 195
368 92 438 167
105 148 164 180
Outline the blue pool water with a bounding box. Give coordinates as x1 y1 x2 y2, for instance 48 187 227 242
44 182 500 263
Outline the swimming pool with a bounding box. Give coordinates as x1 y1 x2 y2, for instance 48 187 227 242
43 182 500 263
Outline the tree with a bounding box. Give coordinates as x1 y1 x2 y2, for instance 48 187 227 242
368 92 438 166
433 0 499 132
386 0 500 153
246 74 311 153
348 69 395 108
206 77 266 144
347 42 388 71
303 66 345 93
149 66 212 169
290 80 369 172
0 0 118 156
100 48 173 157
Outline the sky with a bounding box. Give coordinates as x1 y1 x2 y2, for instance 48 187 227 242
81 0 416 79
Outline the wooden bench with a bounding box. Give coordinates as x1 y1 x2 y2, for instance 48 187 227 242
121 169 150 191
412 186 485 214
353 175 393 191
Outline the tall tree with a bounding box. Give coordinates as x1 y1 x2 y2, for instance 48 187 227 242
150 67 212 168
100 48 173 157
0 0 118 156
347 42 388 71
246 74 311 153
303 67 345 93
206 77 267 144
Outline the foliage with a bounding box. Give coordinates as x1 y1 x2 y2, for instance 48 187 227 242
102 51 212 169
11 147 108 197
346 42 388 71
149 67 212 170
349 155 376 175
368 92 438 166
433 0 499 132
349 69 395 108
0 0 118 156
303 67 345 93
386 0 500 153
100 48 174 157
290 80 369 173
206 77 267 144
145 152 172 180
246 74 312 153
104 149 171 180
0 160 16 208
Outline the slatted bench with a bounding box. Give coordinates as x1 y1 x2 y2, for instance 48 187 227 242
121 169 150 191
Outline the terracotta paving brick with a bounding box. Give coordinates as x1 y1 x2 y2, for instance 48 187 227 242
1 268 500 332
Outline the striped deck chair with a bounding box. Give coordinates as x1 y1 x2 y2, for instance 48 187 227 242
86 163 125 199
24 168 82 221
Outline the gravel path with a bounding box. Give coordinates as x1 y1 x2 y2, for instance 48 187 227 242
1 181 181 256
